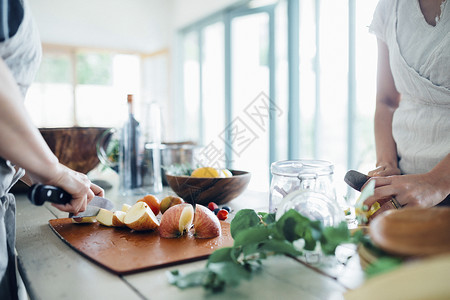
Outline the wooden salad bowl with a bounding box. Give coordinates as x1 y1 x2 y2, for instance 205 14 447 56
165 170 251 205
369 207 450 257
39 127 111 174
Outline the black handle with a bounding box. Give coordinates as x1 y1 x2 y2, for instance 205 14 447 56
344 170 370 192
27 184 72 206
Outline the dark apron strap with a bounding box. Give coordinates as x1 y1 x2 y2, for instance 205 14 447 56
0 193 19 300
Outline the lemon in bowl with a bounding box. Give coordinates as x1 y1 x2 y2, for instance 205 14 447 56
191 167 232 178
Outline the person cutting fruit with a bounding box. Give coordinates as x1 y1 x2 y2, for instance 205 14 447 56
364 0 450 210
0 1 103 299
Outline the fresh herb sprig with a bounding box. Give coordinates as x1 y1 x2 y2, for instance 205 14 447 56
168 209 354 293
163 163 196 176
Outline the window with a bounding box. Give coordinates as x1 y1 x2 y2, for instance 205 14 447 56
178 0 379 198
25 45 148 129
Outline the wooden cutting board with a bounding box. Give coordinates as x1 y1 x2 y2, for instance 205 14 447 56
49 218 234 275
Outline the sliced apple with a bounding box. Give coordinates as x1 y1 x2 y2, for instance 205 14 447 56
193 204 221 239
72 216 97 224
137 195 161 215
112 211 127 227
121 203 132 212
96 208 114 227
124 202 160 231
159 203 194 238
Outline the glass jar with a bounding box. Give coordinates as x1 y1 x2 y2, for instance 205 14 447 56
275 190 344 227
269 159 336 213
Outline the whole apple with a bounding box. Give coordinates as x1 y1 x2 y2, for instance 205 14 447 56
160 195 184 214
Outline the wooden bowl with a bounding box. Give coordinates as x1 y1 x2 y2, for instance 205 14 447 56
165 170 251 205
39 127 111 174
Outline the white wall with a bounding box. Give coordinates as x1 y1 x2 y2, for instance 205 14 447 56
26 0 243 141
28 0 171 53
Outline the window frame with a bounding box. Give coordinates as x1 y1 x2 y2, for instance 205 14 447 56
177 0 362 184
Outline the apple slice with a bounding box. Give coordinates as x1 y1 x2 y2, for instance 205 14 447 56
137 195 160 215
193 204 221 239
121 203 132 212
72 216 97 224
124 202 160 231
96 208 114 227
112 211 127 227
159 204 194 238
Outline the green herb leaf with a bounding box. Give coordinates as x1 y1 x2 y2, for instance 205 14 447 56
258 239 302 257
207 262 253 285
207 247 234 264
258 212 277 224
168 208 354 293
166 269 208 289
364 257 403 278
230 209 261 238
320 221 350 255
233 226 270 247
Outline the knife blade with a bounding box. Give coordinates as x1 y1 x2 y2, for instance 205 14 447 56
28 184 114 218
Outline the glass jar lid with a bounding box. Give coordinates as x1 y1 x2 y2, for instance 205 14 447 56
271 159 334 177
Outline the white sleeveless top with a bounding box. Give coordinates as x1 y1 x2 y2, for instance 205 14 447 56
369 0 450 175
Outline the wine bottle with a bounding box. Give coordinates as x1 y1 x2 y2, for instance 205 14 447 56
120 94 142 192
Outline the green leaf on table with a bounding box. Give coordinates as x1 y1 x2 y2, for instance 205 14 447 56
258 239 302 257
320 221 351 255
241 243 259 257
167 269 208 289
233 226 270 247
258 212 277 224
207 261 253 286
230 209 261 238
168 207 357 293
207 247 234 264
364 257 403 278
276 209 319 243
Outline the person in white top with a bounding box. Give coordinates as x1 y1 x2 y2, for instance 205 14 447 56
364 0 450 209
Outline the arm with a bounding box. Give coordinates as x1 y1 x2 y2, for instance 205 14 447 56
0 58 103 213
365 153 450 208
367 38 401 177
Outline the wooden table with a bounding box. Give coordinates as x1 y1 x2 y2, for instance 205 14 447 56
14 182 365 300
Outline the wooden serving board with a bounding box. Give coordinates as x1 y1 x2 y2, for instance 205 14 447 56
48 218 233 275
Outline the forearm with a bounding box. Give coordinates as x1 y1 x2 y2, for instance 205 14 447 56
428 153 450 199
0 58 59 183
373 101 398 168
373 38 401 170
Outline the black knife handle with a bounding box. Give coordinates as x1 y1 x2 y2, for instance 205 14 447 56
344 170 370 192
28 184 72 206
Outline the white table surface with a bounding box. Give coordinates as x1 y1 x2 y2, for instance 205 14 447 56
14 177 365 300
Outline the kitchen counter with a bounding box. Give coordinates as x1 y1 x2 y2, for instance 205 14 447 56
14 186 365 300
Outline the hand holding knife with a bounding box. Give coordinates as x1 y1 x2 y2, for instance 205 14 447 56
344 170 402 223
28 184 114 219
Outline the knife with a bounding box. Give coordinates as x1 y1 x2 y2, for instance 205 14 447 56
28 184 114 219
